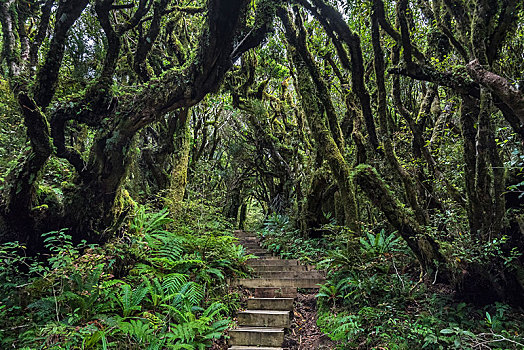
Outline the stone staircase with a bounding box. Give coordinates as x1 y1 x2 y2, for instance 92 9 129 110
228 231 325 349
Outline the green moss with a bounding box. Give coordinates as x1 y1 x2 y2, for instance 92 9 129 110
34 184 62 213
114 189 137 215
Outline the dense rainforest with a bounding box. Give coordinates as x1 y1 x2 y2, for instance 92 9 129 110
1 0 524 348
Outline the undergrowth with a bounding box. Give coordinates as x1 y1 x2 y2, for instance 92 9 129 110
0 203 251 349
259 214 340 264
260 214 524 349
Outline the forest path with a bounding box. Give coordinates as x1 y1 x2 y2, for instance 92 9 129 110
227 231 326 349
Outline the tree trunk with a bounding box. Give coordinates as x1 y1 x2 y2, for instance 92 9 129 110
0 94 54 251
281 9 359 234
353 164 449 280
168 110 191 213
302 169 331 237
238 202 248 230
224 185 242 225
61 124 136 242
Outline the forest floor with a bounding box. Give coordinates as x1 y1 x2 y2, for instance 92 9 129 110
283 292 337 349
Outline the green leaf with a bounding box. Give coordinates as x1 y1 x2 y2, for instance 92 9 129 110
440 328 454 334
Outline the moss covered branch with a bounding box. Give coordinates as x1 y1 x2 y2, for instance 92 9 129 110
353 164 449 277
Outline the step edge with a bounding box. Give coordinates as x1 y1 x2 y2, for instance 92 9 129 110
229 327 284 332
238 310 290 314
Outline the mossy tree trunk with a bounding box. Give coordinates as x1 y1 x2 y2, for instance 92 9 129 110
0 0 276 251
301 169 332 237
280 8 359 235
132 110 189 201
353 164 450 280
224 184 243 225
168 110 191 214
238 202 248 230
375 0 524 304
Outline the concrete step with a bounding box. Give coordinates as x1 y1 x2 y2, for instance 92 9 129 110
247 257 281 263
237 236 261 243
237 310 290 328
247 297 294 311
248 258 300 266
246 248 270 255
253 287 297 298
238 237 259 242
242 242 262 248
234 277 325 289
252 264 307 272
256 270 324 279
229 347 283 350
234 231 258 238
237 236 259 241
250 253 274 258
228 327 284 347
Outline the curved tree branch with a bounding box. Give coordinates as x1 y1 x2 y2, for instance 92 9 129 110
487 0 520 64
3 93 53 218
133 0 170 81
389 62 524 140
33 0 89 108
466 59 524 124
29 0 54 70
298 0 380 152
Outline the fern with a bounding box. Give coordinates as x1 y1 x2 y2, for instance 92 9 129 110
202 302 225 319
82 330 108 350
131 206 173 235
119 319 154 342
166 302 229 348
162 304 193 323
163 273 189 294
114 282 149 317
170 321 198 343
147 232 186 262
360 229 400 256
170 345 194 350
203 318 230 340
196 267 224 286
330 315 363 340
148 258 205 273
101 279 126 289
179 282 204 307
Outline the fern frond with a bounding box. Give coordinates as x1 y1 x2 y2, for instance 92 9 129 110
202 302 225 319
178 282 204 307
132 282 150 307
163 273 189 294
